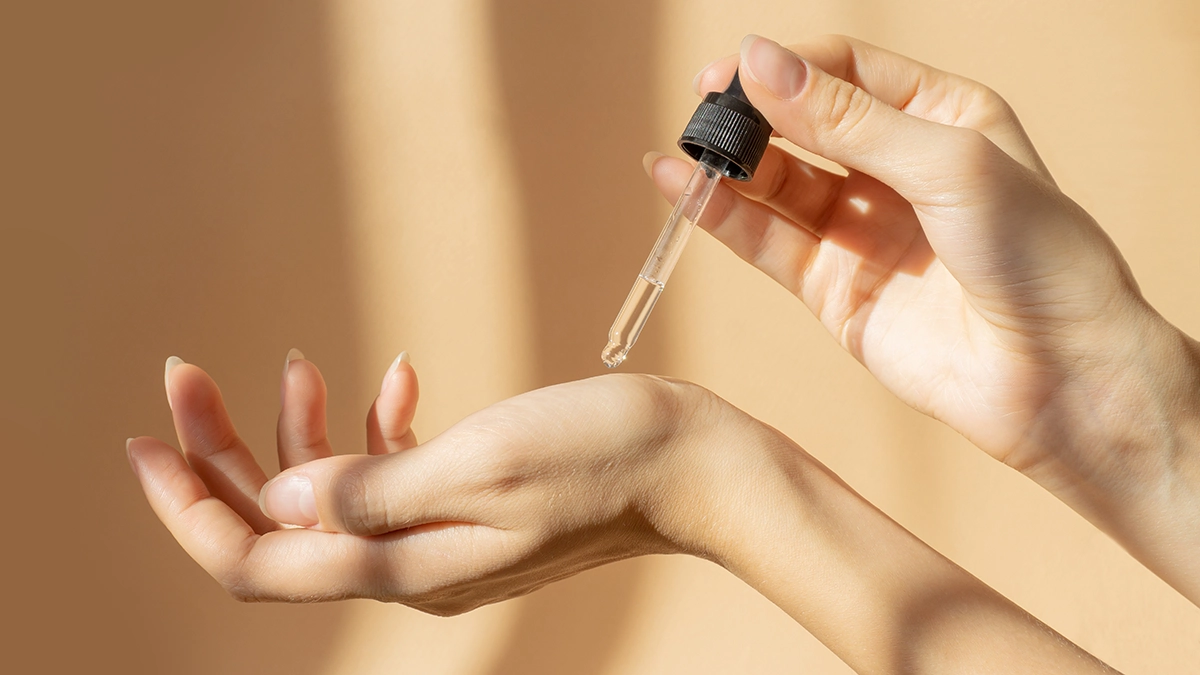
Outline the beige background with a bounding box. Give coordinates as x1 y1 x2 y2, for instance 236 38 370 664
3 0 1199 673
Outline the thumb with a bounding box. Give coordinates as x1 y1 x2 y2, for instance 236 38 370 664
258 451 457 536
737 34 994 207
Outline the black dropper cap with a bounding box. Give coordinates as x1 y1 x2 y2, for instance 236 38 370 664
677 71 772 182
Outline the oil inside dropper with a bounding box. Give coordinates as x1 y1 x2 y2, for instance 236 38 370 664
601 275 663 367
600 71 770 368
601 153 726 368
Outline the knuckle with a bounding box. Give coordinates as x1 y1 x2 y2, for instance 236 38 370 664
221 573 261 603
216 544 262 603
964 83 1019 127
331 468 384 535
225 585 259 603
972 84 1013 115
814 78 877 140
201 428 245 463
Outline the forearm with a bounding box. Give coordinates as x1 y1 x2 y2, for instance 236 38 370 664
654 407 1118 675
1021 308 1200 604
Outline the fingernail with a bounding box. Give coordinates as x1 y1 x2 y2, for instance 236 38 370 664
260 474 318 526
282 348 304 405
380 351 409 396
692 57 720 95
642 151 665 178
285 348 305 370
164 356 184 410
740 34 806 100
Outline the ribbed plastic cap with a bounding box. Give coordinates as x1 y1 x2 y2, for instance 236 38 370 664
678 71 772 181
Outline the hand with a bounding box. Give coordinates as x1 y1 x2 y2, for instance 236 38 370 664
129 353 1117 673
129 353 727 614
651 35 1200 600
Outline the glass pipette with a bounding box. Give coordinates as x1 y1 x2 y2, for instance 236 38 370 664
601 71 772 368
601 150 729 368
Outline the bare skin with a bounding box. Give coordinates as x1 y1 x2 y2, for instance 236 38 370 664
130 355 1118 674
667 35 1200 602
128 34 1200 674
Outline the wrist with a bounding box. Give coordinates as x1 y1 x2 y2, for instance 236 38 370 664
658 395 1109 673
632 379 793 562
1023 306 1200 491
1020 304 1200 599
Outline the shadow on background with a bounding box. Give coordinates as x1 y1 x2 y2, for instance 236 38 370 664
4 1 672 672
484 1 663 674
3 2 359 673
489 0 666 387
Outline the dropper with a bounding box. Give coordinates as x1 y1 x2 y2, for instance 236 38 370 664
601 72 772 368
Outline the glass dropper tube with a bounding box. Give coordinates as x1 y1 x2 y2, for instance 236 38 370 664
601 149 729 368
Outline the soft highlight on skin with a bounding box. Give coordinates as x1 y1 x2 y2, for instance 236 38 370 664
127 34 1200 674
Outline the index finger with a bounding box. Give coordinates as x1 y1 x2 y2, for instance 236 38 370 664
128 436 383 601
167 360 276 533
694 35 1049 177
129 435 500 604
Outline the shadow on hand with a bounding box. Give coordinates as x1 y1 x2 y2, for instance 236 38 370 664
481 1 663 673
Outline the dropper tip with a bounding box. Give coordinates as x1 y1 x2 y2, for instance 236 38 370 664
601 342 628 369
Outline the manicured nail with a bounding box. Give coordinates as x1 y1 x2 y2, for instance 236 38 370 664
642 151 665 178
260 474 318 526
125 438 140 472
740 34 806 100
692 57 721 95
285 348 305 371
380 351 409 396
282 348 305 405
164 356 184 410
